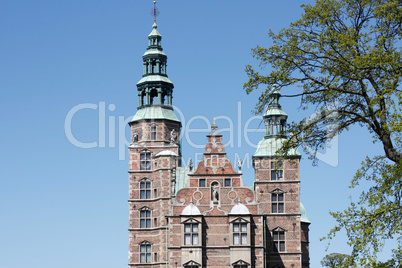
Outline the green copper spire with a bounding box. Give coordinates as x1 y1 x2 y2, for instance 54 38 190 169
130 15 179 123
263 84 288 139
136 21 174 110
254 84 300 157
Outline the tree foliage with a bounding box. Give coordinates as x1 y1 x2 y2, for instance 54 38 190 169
244 0 402 263
321 253 354 268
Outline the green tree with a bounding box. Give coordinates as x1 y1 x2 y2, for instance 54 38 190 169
321 253 354 268
244 0 402 263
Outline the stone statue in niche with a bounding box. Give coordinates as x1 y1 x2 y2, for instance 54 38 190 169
132 131 138 143
189 158 193 171
211 183 219 202
170 129 177 143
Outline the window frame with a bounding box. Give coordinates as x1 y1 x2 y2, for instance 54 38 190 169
181 218 202 247
140 179 151 199
233 222 248 245
139 207 152 228
140 152 151 170
230 217 250 246
271 161 283 180
271 188 285 213
224 178 231 187
139 242 152 263
199 178 206 187
150 124 157 140
184 222 199 245
272 227 286 252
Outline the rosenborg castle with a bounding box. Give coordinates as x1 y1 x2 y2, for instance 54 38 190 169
126 19 311 268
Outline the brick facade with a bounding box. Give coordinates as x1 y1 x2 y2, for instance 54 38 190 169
127 22 310 268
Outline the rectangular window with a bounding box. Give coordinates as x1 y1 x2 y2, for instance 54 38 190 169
271 161 283 180
140 210 151 228
224 178 231 187
233 222 247 245
272 193 284 213
140 181 151 199
199 179 206 187
140 152 151 170
140 245 151 263
273 231 285 252
184 223 199 245
151 125 157 140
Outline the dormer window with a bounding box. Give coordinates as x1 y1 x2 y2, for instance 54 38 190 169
182 218 201 246
230 218 250 246
184 222 199 245
233 222 247 245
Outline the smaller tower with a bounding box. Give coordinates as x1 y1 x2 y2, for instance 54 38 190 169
253 84 310 268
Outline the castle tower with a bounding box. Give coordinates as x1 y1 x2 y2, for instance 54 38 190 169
128 20 182 267
253 85 310 268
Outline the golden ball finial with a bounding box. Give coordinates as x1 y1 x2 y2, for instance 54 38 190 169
153 1 156 3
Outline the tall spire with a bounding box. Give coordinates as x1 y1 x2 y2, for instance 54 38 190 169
152 0 159 23
135 7 174 110
130 3 180 123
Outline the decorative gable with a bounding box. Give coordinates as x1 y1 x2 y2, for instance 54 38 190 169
183 260 201 267
232 259 250 266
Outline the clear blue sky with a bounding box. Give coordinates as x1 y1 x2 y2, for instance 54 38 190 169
0 1 395 267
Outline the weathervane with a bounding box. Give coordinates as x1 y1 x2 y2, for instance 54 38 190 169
151 0 160 23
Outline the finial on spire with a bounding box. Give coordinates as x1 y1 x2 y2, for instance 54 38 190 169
211 117 218 132
151 0 160 23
